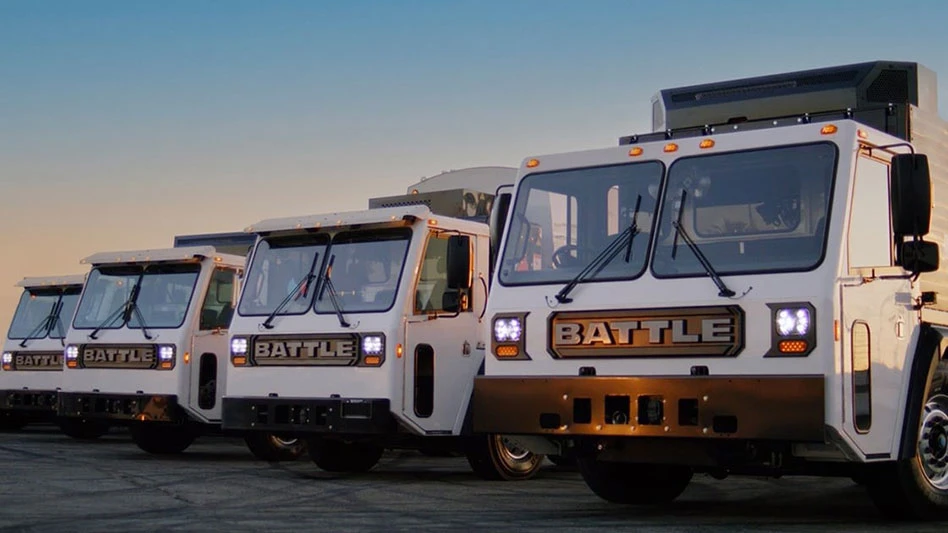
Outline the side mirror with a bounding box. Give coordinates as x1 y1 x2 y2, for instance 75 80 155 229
489 190 513 267
891 153 932 236
441 290 461 313
446 235 471 290
901 240 939 274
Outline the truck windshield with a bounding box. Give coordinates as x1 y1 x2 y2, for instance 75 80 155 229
238 233 329 317
651 142 837 277
314 228 412 314
498 161 664 286
7 288 80 340
72 264 202 329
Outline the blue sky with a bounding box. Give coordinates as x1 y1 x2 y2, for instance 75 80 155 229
0 0 946 325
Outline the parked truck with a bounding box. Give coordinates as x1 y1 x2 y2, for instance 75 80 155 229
0 275 108 438
221 168 547 479
471 60 948 518
57 233 306 459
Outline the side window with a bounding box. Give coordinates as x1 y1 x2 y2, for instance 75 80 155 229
415 233 472 314
200 268 237 330
849 156 893 270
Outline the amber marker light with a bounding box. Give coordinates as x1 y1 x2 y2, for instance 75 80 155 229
628 147 644 157
663 143 679 153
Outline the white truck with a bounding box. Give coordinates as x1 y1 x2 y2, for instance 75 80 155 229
221 168 546 479
0 275 106 438
472 60 948 519
57 233 306 459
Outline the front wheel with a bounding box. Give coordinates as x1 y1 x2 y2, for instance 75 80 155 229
245 433 307 462
129 424 197 455
578 459 692 504
465 434 544 481
308 438 384 473
866 393 948 519
58 418 110 440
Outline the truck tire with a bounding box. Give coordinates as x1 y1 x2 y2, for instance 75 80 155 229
245 433 307 462
0 413 28 431
465 434 544 481
308 438 384 473
130 424 197 455
578 459 693 504
865 391 948 519
58 418 109 440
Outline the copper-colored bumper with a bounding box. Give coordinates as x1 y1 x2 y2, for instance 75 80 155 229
473 375 825 441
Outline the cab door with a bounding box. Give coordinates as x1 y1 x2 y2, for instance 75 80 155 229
188 267 239 423
402 230 485 434
839 153 915 456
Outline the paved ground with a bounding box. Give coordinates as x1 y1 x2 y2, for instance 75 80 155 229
0 426 946 532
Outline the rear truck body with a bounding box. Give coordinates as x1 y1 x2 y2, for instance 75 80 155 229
1 275 87 434
56 237 306 458
221 169 546 479
471 60 948 518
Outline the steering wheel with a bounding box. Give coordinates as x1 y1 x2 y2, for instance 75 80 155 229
552 245 581 269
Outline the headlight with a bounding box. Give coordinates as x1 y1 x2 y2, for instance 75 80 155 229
775 308 810 336
231 337 248 356
362 335 384 356
767 303 816 357
1 352 11 370
230 337 250 366
158 345 175 361
65 345 79 368
493 318 523 342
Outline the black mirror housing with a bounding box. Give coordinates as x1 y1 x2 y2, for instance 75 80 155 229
489 191 512 268
901 240 939 274
446 235 471 290
891 153 932 237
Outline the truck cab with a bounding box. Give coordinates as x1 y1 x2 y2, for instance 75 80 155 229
472 60 948 518
56 242 302 457
1 275 89 434
222 174 545 479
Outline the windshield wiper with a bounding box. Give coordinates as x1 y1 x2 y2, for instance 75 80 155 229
555 194 642 304
17 302 59 348
50 301 67 347
89 278 141 340
261 253 320 330
124 282 153 340
316 254 351 328
670 189 735 298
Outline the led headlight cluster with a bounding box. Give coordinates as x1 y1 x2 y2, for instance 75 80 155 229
766 303 816 357
1 352 12 371
230 337 250 366
64 345 79 368
157 345 176 369
492 314 529 360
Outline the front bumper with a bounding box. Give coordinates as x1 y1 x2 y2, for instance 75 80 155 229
1 390 59 417
222 396 396 435
58 392 182 423
473 375 825 441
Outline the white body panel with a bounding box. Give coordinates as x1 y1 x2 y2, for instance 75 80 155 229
484 120 935 462
1 276 86 396
225 212 491 437
61 250 244 424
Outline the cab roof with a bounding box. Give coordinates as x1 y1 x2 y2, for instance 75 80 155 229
15 274 87 289
80 246 244 267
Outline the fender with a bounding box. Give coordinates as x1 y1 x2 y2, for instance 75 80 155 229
897 323 945 460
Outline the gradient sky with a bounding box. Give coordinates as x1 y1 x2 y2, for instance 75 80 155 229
1 0 946 329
